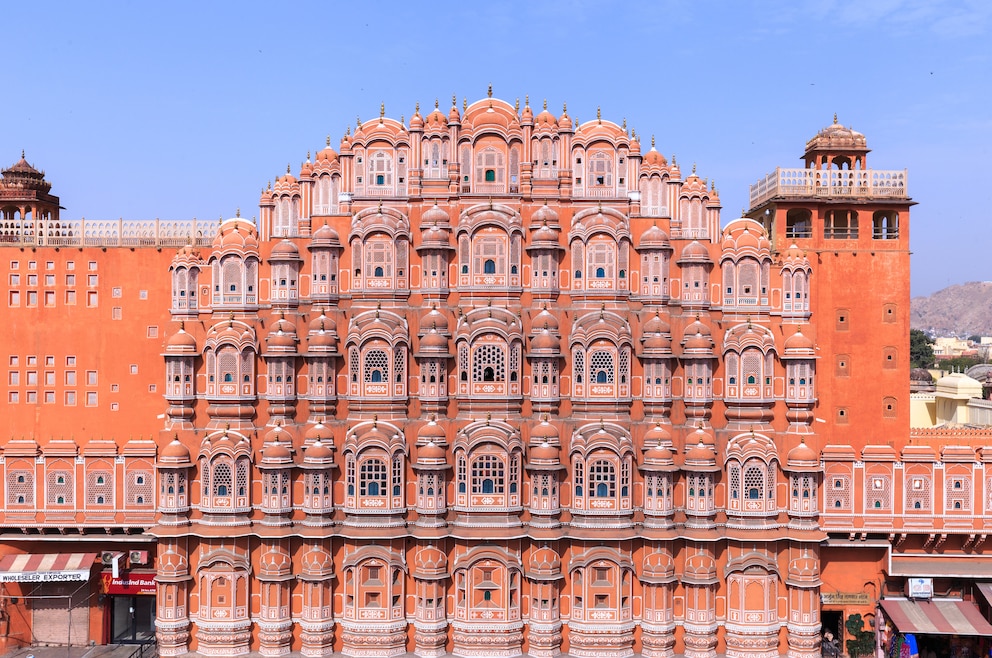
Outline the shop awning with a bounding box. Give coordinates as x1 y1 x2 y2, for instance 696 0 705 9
889 555 992 578
0 553 97 583
880 598 992 636
975 582 992 607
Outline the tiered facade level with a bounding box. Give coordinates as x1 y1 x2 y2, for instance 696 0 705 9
4 96 964 658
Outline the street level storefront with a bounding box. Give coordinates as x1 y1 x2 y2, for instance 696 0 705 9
100 570 156 643
0 553 98 647
879 597 992 658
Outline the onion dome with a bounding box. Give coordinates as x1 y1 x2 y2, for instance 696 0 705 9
166 326 197 353
277 164 297 186
783 327 815 357
682 327 715 354
419 325 449 351
419 306 450 334
530 418 560 445
417 418 447 445
643 422 672 446
269 239 302 261
535 99 556 128
310 222 342 247
414 545 448 578
687 425 715 448
532 203 560 226
260 440 294 467
159 437 192 465
788 553 820 581
303 439 335 466
520 98 533 123
642 139 668 167
530 325 561 353
639 223 670 248
266 315 298 351
419 223 452 250
422 203 449 226
532 306 560 333
448 98 461 122
787 439 819 470
408 106 424 131
417 441 447 467
527 441 562 471
213 218 260 253
300 159 313 178
683 553 717 583
642 552 675 581
530 220 560 248
305 421 334 444
339 129 352 151
557 105 572 131
641 441 676 472
640 313 672 353
301 546 334 578
528 546 562 578
316 136 338 162
629 133 641 155
307 312 338 352
677 240 712 263
684 440 718 471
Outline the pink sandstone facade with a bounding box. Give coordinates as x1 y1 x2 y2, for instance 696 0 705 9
3 94 987 658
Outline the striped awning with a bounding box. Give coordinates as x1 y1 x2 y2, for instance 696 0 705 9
0 553 97 583
880 598 992 636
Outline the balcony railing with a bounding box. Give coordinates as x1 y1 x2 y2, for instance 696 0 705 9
749 167 908 209
0 218 219 248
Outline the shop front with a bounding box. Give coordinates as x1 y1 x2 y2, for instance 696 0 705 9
100 570 156 643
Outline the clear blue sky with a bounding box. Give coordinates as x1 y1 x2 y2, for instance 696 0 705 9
3 1 989 296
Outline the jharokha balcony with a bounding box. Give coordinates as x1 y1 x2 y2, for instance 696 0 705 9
749 167 909 208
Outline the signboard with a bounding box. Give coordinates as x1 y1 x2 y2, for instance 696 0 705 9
907 577 933 599
0 569 90 583
100 571 157 596
821 592 871 606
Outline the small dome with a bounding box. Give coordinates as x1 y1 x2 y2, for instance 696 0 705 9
684 553 717 580
305 422 333 444
419 306 450 334
788 554 820 579
414 545 447 576
532 203 559 226
643 311 671 336
639 223 670 247
303 438 335 463
419 327 449 351
408 110 424 131
911 368 935 383
679 240 712 262
784 327 815 355
787 439 818 469
529 546 561 576
642 442 675 471
167 328 197 351
213 219 260 253
532 306 559 332
642 551 675 580
418 440 446 464
529 441 559 463
530 419 559 444
270 239 301 260
316 139 338 162
422 203 449 225
417 419 447 444
311 222 341 246
531 327 561 352
160 438 191 464
531 222 559 244
309 311 337 334
684 441 717 470
643 422 672 446
260 440 293 466
642 148 668 167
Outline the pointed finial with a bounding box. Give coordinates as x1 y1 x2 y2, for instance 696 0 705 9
236 207 240 218
452 93 456 107
543 98 547 110
525 94 530 106
487 83 493 98
434 98 439 109
597 106 601 123
562 102 567 114
380 102 385 119
515 97 519 112
400 115 404 126
463 97 467 111
692 162 697 174
672 154 676 165
267 180 271 190
415 101 420 114
286 163 291 174
356 115 361 128
326 135 331 146
306 150 311 161
21 149 25 159
833 112 838 124
651 134 656 148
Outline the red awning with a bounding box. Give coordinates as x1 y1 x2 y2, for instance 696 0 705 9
881 598 992 636
0 553 97 583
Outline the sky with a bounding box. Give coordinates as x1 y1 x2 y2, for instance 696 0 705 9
2 0 989 297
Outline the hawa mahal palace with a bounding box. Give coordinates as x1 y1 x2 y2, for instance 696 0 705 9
1 91 987 658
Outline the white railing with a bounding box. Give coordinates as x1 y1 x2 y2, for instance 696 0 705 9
749 167 908 208
0 218 219 248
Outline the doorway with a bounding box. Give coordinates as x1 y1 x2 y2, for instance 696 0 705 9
111 595 155 643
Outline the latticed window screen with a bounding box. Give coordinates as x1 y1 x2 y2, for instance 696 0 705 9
905 475 931 511
392 456 403 496
474 236 505 274
87 470 113 506
587 241 615 278
47 470 73 505
946 475 971 511
471 454 505 494
472 343 506 382
742 351 761 385
7 470 33 506
236 460 249 497
827 474 851 510
866 474 891 510
589 350 615 384
393 347 405 384
619 348 629 383
201 460 210 498
213 462 232 497
744 465 765 499
360 459 388 497
223 259 240 293
729 464 741 500
364 349 389 383
365 241 393 277
475 149 505 183
350 347 360 382
240 351 253 384
509 344 520 380
573 351 585 383
588 460 616 498
218 349 238 383
589 152 613 185
369 152 393 186
738 259 759 295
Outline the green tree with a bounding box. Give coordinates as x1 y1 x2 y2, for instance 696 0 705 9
910 329 934 369
845 613 875 658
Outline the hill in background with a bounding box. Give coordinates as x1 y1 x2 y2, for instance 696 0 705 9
911 281 992 336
